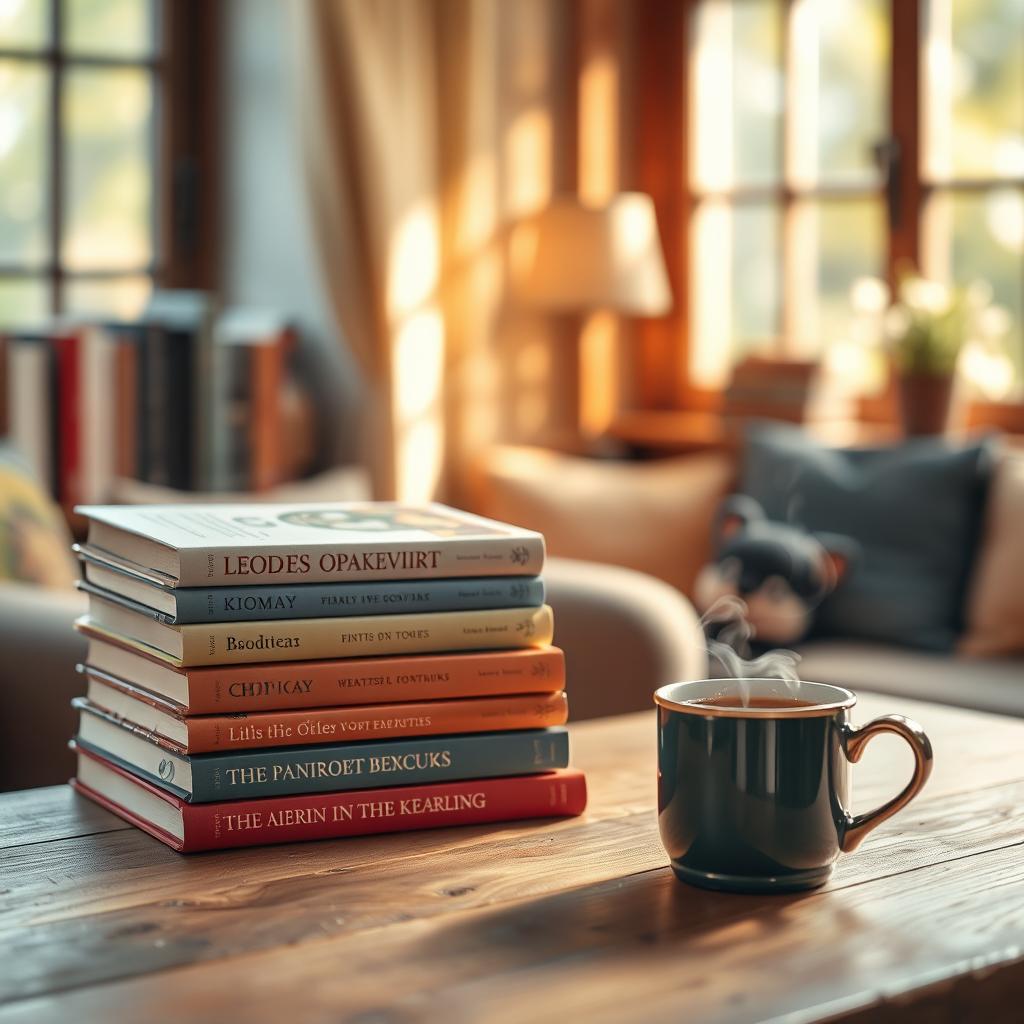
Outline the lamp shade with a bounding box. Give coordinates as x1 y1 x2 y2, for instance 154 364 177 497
509 192 672 316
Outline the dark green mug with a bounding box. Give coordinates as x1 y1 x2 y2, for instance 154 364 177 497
655 678 933 893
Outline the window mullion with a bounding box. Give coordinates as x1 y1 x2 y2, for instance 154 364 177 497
49 0 63 313
888 0 922 284
780 0 801 357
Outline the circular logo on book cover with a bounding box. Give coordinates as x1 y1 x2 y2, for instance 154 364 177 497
274 507 501 537
158 759 176 783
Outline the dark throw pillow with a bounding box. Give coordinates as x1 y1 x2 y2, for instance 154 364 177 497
740 423 994 651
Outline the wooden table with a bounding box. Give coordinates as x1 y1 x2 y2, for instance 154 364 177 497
3 693 1024 1023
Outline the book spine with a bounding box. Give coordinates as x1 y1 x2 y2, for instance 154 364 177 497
181 646 565 713
180 769 586 851
167 328 195 491
190 727 570 801
114 335 138 479
171 576 545 623
140 326 165 485
56 333 81 508
249 331 287 492
175 534 546 586
177 605 554 666
7 341 53 491
81 328 116 504
182 691 568 752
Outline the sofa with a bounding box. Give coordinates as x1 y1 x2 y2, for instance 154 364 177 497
468 442 1024 719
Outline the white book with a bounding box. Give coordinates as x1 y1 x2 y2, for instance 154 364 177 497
75 501 546 586
7 339 53 491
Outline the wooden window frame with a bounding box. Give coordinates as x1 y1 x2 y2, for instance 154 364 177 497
0 0 218 316
627 0 1023 421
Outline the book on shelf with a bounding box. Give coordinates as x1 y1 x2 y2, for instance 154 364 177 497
73 745 587 853
213 308 293 493
4 324 116 506
83 672 569 753
6 332 55 494
77 550 545 623
80 635 567 713
143 290 213 491
76 594 555 667
1 295 301 504
74 701 571 801
73 502 545 587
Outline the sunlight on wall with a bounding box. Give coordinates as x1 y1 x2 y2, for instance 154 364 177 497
578 5 622 436
394 310 444 420
580 50 617 204
397 416 445 506
580 310 619 435
387 200 441 318
454 152 498 256
504 107 552 217
387 199 445 502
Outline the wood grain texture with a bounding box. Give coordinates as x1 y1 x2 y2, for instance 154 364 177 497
1 694 1023 1023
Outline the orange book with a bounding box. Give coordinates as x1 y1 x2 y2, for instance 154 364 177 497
80 634 566 713
83 674 569 754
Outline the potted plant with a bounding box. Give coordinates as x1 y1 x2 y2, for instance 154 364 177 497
849 271 1013 436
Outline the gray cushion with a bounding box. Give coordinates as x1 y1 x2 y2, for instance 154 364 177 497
741 423 994 651
796 639 1024 718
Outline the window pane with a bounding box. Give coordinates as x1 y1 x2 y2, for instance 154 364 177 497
788 198 885 356
0 61 49 265
63 0 155 58
924 189 1024 380
690 200 781 388
62 67 153 272
691 0 782 191
0 277 48 327
64 274 151 318
924 0 1024 181
0 0 48 48
791 0 888 187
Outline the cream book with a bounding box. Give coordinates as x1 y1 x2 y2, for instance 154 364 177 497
76 594 555 667
74 502 545 587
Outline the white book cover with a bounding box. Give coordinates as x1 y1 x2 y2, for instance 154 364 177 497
76 502 545 586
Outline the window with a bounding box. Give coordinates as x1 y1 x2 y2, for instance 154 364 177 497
0 0 161 325
632 0 1024 405
689 0 890 389
921 0 1024 384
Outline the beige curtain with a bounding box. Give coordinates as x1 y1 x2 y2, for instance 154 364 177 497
294 0 581 502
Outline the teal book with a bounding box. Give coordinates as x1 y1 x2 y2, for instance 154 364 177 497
79 554 544 623
74 700 570 803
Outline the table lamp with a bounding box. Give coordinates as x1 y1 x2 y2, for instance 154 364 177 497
509 192 672 437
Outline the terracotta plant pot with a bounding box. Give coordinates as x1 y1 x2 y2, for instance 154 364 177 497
898 372 954 436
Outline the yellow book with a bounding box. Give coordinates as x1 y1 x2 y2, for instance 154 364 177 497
76 596 554 668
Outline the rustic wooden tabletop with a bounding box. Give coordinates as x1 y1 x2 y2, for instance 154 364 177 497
3 693 1024 1023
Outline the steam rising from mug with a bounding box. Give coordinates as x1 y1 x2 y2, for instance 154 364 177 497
699 595 802 703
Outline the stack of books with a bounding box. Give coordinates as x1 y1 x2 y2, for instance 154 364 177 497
70 502 586 852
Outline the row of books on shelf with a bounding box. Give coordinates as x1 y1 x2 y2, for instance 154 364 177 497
71 501 586 852
0 292 295 506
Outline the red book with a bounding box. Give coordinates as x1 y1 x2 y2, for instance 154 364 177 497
72 745 587 853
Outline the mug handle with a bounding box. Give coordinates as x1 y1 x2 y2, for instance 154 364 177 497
840 715 934 853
